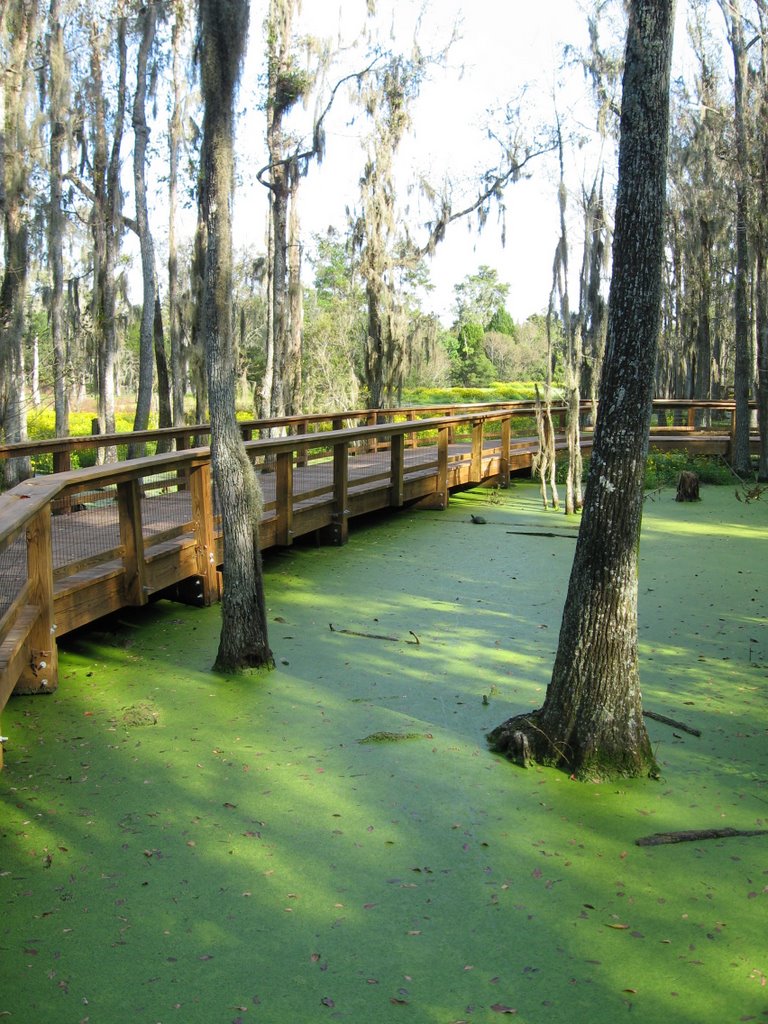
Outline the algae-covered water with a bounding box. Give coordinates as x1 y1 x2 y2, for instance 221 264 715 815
1 482 766 1023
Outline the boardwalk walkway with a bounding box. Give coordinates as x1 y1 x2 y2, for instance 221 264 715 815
0 400 755 766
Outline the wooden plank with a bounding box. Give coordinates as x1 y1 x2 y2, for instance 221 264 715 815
54 570 125 635
143 543 199 594
53 546 125 580
0 580 32 644
1 604 39 703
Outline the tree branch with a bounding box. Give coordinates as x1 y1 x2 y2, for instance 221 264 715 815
63 170 139 235
256 53 386 192
417 139 558 258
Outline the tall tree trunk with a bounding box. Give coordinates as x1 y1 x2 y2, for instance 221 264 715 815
153 294 173 451
89 10 127 460
198 0 273 672
47 0 68 437
0 0 36 486
490 0 675 780
722 0 753 475
168 0 186 427
259 0 299 424
129 1 158 456
286 165 303 414
756 0 768 481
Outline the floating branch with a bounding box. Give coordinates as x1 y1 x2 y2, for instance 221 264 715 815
329 624 420 645
505 530 577 540
643 709 701 737
636 827 768 847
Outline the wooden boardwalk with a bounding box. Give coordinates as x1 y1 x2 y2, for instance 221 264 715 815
0 401 755 767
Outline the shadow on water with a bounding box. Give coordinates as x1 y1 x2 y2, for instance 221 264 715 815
1 482 767 1023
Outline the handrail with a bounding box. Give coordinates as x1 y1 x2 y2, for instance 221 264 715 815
0 397 753 471
0 402 543 464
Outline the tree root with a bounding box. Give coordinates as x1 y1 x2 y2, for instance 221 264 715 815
487 711 566 768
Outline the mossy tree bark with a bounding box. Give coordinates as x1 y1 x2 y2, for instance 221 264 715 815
198 0 273 673
489 0 675 780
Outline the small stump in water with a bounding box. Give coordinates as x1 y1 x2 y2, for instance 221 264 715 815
675 471 700 502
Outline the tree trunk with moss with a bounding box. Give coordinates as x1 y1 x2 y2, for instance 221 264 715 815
198 0 273 673
0 0 36 486
489 0 674 780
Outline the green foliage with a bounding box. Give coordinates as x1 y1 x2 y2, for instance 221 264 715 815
554 450 735 489
451 321 495 387
403 382 543 405
26 408 157 474
453 265 510 328
486 306 516 337
644 450 734 489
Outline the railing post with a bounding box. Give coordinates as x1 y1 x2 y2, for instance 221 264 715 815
275 451 294 546
366 412 377 453
470 419 483 483
190 463 219 603
117 479 148 606
327 439 350 545
500 415 511 487
14 507 58 695
53 451 71 475
437 425 449 506
295 420 308 466
390 432 405 507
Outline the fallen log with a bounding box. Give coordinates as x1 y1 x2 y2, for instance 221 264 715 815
636 827 768 847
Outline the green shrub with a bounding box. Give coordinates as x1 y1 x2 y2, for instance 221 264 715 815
402 382 558 406
26 408 158 474
644 449 733 489
553 450 734 489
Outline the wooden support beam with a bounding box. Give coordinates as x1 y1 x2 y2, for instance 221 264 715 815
500 415 511 487
190 463 218 604
470 420 484 483
117 480 148 606
390 433 405 508
53 451 71 475
412 425 449 511
14 507 58 695
275 452 294 546
330 440 350 544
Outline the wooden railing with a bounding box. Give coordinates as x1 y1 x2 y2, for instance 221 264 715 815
0 399 758 767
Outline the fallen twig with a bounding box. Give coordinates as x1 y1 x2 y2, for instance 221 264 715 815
636 827 768 847
643 709 701 737
505 530 577 540
329 623 420 645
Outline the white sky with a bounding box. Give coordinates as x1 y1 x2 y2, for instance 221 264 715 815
233 0 602 323
144 1 694 327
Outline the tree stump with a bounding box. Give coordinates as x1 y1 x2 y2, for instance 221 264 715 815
675 470 700 502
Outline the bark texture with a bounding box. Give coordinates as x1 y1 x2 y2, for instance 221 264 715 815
198 0 273 673
129 1 158 454
489 0 675 780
